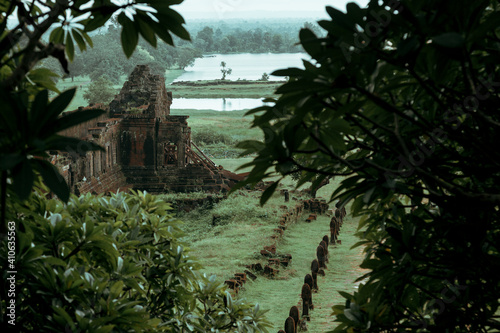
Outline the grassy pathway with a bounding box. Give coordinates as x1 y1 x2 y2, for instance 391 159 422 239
237 211 366 332
178 160 366 332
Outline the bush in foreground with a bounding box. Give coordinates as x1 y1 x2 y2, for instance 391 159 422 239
0 189 270 332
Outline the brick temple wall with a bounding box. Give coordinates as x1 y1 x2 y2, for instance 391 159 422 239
59 104 109 139
56 65 238 195
109 64 172 118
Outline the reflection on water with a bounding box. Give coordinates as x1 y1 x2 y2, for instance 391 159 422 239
171 98 268 111
173 53 307 82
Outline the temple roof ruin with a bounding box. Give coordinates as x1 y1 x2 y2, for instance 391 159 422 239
57 65 242 195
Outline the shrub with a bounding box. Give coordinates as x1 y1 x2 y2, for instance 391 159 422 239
192 128 234 145
0 189 270 331
83 75 117 104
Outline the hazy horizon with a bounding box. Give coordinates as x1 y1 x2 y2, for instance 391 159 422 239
173 0 369 20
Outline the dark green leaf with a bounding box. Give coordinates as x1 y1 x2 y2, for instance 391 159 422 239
165 22 190 42
272 68 305 77
84 12 114 32
49 108 105 134
12 159 34 200
397 36 420 58
363 186 376 204
152 22 173 45
28 68 60 93
325 6 355 32
0 91 17 134
431 32 464 48
45 89 76 121
35 159 69 202
0 154 24 170
72 29 87 52
49 27 64 44
136 15 157 47
31 89 49 123
81 30 93 48
66 33 75 61
338 290 354 300
260 181 279 206
345 2 365 22
300 28 322 57
119 14 139 58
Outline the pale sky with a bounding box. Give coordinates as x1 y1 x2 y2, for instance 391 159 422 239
173 0 369 20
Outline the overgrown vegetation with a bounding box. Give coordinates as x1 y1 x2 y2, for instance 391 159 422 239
0 189 271 331
192 128 235 146
82 75 117 104
168 178 364 332
176 191 269 241
42 23 202 83
172 110 263 159
236 0 500 331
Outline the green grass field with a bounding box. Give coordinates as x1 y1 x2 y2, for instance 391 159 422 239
170 109 263 158
239 212 365 333
171 175 365 332
163 134 366 332
169 109 257 137
168 80 281 98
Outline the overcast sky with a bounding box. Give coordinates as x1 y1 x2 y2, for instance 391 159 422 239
173 0 369 20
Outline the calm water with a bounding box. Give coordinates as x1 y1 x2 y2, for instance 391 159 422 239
170 53 308 111
173 53 307 82
171 98 268 111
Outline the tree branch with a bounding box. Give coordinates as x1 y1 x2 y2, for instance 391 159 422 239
3 0 69 88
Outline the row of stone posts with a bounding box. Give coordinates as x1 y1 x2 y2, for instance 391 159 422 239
278 204 346 332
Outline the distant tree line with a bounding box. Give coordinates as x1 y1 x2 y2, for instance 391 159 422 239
40 20 319 83
192 25 303 53
41 24 201 83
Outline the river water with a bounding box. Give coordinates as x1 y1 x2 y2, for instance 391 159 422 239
171 98 270 111
173 53 307 82
170 53 307 111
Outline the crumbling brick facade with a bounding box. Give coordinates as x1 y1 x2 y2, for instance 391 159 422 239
57 65 240 195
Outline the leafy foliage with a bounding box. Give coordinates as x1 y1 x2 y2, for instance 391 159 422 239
67 24 202 80
0 88 104 203
0 189 271 331
192 128 234 146
83 75 117 104
235 0 500 331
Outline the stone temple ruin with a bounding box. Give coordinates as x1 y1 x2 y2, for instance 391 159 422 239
57 65 243 195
